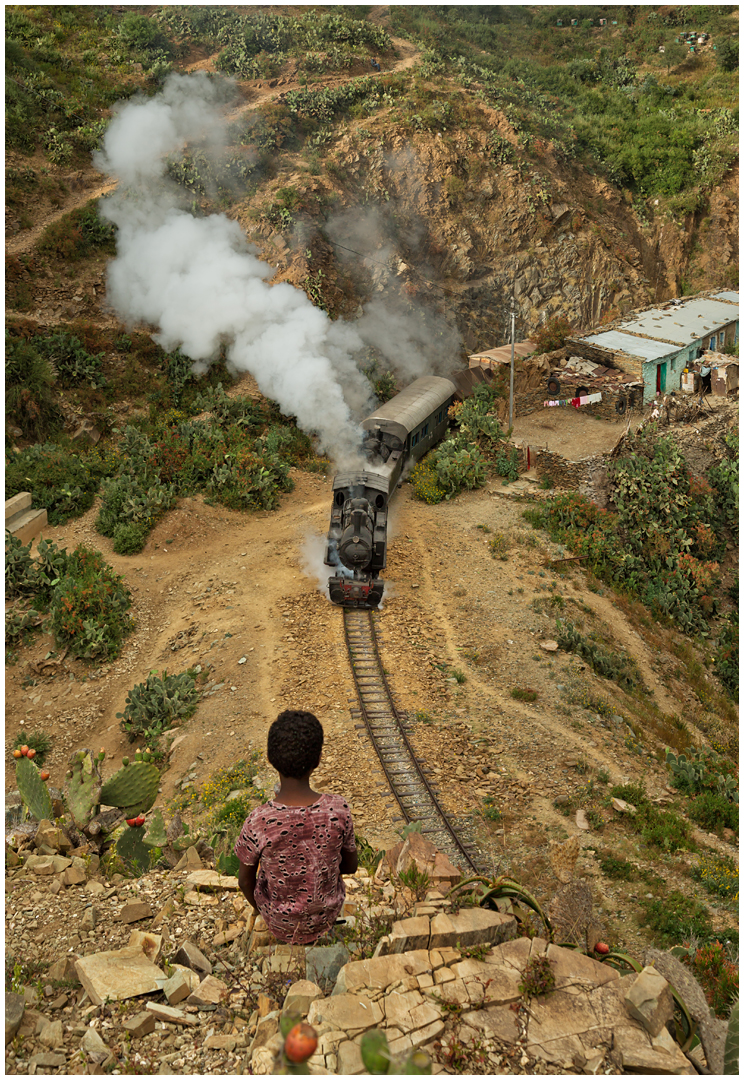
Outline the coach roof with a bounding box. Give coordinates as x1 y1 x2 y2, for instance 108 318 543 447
362 376 455 446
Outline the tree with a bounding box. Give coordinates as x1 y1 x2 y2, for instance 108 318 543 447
533 316 572 353
716 38 739 72
663 41 686 74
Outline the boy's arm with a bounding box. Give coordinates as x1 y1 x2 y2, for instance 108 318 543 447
238 861 258 908
340 846 358 875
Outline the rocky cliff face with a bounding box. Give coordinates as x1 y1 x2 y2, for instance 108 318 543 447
238 109 737 358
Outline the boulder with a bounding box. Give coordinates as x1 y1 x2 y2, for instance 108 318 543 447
123 1011 156 1038
5 991 24 1042
172 940 212 978
186 974 228 1007
624 966 674 1037
282 980 323 1019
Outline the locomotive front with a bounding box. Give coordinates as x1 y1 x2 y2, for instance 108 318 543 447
324 377 456 608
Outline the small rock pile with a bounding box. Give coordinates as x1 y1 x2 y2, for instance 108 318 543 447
5 822 724 1075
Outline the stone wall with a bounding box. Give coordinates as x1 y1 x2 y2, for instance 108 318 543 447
533 450 612 491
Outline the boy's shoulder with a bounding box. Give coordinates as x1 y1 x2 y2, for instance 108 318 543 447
323 792 352 813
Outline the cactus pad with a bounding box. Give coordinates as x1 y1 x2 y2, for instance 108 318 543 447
144 808 167 849
16 756 53 822
66 749 103 828
100 761 159 817
116 824 154 876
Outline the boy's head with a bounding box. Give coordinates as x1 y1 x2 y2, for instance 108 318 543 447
267 710 323 779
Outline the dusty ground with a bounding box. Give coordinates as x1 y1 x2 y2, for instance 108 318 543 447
6 440 737 954
511 410 643 458
5 9 737 960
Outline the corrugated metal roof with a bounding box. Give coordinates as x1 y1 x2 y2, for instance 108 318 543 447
713 291 740 304
616 298 738 345
582 331 678 361
469 340 536 365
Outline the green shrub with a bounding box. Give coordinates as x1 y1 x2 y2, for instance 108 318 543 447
117 669 199 744
533 316 572 353
641 890 712 947
5 333 63 442
410 455 447 504
635 802 695 853
556 619 640 690
511 687 538 702
34 332 106 388
682 941 739 1019
113 523 148 555
693 852 739 902
687 791 739 833
36 201 116 262
598 852 635 880
5 442 105 525
48 546 133 659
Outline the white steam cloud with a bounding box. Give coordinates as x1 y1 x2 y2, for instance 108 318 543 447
95 73 461 465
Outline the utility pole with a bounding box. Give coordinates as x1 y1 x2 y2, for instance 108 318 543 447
508 299 516 431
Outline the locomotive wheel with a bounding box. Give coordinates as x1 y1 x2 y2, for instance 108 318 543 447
547 377 561 396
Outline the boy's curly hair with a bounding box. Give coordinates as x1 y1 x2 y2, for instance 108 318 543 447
267 710 323 778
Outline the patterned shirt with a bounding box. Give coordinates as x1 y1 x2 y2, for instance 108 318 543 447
234 793 355 945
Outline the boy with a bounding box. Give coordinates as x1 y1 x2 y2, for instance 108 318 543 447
235 710 358 945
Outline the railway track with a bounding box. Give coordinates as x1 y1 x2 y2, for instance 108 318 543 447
343 607 483 874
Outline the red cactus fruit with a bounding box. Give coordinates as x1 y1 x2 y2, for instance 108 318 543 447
284 1023 318 1064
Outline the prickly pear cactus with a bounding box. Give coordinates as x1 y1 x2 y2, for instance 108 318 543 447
100 760 159 818
361 1030 392 1074
15 756 53 822
65 749 102 828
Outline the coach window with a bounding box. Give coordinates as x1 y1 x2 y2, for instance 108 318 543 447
411 432 419 447
422 423 429 437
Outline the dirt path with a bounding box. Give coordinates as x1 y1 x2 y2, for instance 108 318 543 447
7 20 420 262
6 178 118 258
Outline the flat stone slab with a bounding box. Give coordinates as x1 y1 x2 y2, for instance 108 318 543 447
186 974 229 1006
389 915 431 953
429 909 517 950
185 870 240 890
306 944 350 988
334 951 433 995
75 946 165 1006
145 1002 199 1026
307 992 384 1035
119 900 153 923
461 1004 521 1045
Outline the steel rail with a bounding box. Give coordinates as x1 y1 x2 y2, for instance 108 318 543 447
343 607 481 874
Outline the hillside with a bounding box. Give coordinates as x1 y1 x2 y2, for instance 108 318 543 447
4 5 739 1070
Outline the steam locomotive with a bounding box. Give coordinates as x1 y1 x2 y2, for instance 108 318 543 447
324 376 457 607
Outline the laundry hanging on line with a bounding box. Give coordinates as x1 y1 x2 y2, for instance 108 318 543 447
543 393 603 408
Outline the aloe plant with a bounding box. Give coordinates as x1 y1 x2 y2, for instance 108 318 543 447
447 874 553 939
724 995 739 1074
